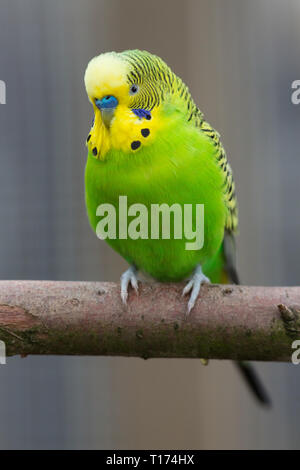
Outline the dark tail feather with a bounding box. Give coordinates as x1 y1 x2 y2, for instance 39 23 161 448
235 362 271 406
223 232 271 406
223 231 271 406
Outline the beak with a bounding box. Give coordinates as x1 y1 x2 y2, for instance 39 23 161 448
95 95 118 128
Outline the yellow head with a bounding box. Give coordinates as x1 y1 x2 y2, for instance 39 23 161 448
84 50 195 160
85 52 131 113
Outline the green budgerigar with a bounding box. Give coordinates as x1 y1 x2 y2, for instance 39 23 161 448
84 50 270 405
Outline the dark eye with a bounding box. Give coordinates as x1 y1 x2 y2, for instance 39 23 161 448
129 84 139 95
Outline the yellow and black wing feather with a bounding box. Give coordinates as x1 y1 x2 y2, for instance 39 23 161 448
199 120 238 234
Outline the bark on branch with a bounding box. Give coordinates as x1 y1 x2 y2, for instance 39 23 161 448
0 281 299 361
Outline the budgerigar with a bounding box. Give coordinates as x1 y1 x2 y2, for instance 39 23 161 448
84 50 270 405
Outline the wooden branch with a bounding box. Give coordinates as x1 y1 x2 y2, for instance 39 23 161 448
0 281 299 361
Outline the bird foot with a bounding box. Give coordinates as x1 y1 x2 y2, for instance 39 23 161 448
120 265 139 305
182 265 210 314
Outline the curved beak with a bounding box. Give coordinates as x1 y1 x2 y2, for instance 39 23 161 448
95 95 118 128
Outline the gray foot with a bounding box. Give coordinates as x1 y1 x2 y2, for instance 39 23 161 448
182 265 210 314
120 265 139 304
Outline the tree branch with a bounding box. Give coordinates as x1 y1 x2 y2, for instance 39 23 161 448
0 281 299 361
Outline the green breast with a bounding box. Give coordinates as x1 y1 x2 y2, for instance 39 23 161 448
85 113 226 281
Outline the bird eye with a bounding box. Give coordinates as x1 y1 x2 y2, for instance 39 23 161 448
129 84 139 95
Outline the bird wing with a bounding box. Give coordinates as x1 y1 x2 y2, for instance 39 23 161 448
199 119 238 234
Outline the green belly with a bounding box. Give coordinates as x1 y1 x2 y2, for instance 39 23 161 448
85 123 226 281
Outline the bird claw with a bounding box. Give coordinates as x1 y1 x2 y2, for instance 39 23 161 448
120 266 139 305
182 265 210 314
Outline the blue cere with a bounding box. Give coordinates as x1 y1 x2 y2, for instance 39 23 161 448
95 95 118 110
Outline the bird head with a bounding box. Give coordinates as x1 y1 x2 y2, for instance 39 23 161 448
85 52 132 129
84 50 197 160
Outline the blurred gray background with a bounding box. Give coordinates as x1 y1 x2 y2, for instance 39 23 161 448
0 0 299 449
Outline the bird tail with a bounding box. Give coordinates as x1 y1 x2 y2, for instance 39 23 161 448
235 362 271 406
203 232 271 406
